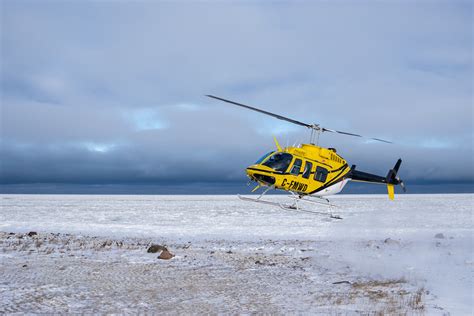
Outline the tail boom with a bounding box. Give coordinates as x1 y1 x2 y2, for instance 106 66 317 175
348 159 404 200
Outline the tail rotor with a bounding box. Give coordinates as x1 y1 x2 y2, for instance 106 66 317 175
385 159 406 199
398 177 407 193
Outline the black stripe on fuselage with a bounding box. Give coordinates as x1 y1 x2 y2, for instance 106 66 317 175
247 162 348 177
307 166 350 194
298 157 333 168
246 167 284 175
329 164 348 173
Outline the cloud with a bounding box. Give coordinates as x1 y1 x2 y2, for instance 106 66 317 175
127 108 168 131
0 1 472 188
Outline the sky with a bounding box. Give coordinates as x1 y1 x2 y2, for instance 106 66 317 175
0 1 472 193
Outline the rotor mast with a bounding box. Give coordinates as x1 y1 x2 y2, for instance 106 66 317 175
309 125 322 145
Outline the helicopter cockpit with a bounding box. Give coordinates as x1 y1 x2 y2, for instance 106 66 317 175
258 152 293 173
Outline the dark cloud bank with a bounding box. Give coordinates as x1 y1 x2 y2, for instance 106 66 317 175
1 1 472 194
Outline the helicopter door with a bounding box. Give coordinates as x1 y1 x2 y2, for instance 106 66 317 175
289 158 302 175
288 159 310 192
302 161 313 179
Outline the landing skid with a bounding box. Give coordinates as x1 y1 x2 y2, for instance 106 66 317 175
237 192 342 220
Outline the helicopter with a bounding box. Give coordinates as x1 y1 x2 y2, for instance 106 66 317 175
206 95 406 218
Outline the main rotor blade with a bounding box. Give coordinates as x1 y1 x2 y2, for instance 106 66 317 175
323 128 392 143
206 95 311 128
371 138 393 144
322 127 362 138
206 95 393 144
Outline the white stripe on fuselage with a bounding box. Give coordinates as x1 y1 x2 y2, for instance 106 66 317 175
313 179 350 197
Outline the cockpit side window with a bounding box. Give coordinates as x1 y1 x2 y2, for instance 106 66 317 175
302 161 313 179
262 153 293 172
255 151 274 164
290 158 302 175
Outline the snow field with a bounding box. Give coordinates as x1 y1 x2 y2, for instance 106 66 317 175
0 194 472 314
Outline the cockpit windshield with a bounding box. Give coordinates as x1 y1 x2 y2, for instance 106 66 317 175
262 152 293 172
255 151 274 164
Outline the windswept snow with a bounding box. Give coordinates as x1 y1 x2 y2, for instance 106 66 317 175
0 194 472 314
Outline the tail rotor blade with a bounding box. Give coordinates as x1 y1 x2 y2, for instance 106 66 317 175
399 179 407 192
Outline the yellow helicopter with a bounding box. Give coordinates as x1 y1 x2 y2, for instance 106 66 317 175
207 95 406 218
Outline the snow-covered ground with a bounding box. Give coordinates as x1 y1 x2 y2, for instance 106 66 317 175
0 194 472 314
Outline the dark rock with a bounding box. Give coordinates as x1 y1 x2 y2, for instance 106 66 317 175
147 244 167 253
158 249 174 260
101 240 112 247
226 250 233 254
255 260 263 265
332 280 351 285
435 233 445 239
22 264 27 268
28 232 37 237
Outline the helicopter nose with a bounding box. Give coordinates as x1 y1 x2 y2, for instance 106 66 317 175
246 164 276 185
245 164 267 177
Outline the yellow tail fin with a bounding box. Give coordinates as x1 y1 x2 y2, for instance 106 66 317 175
387 184 395 200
